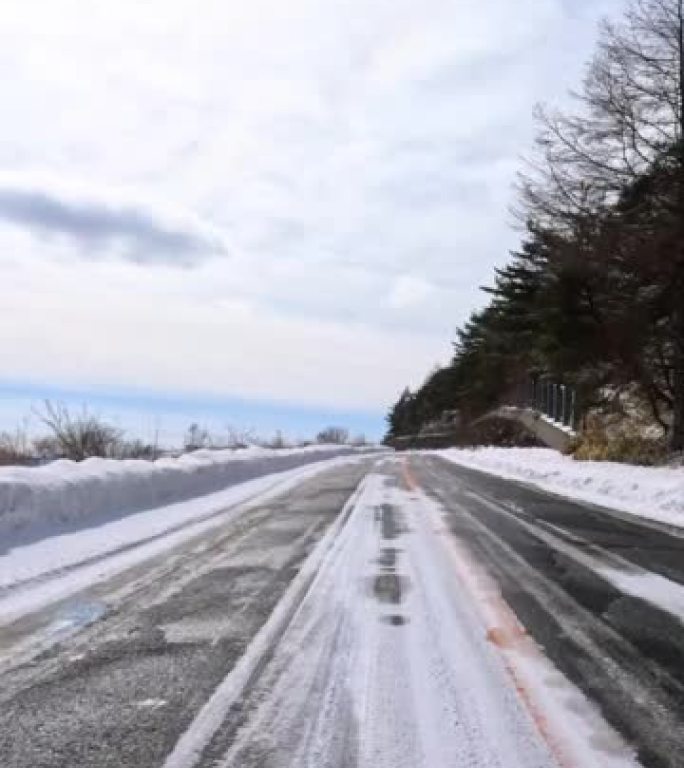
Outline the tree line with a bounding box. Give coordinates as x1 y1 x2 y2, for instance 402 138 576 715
0 402 367 466
387 0 684 453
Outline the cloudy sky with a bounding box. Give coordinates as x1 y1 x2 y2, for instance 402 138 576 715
0 0 623 443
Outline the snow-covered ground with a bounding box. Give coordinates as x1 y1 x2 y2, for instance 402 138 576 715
435 447 684 528
0 445 362 540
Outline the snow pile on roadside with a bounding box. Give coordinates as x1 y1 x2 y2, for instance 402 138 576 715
0 455 369 621
0 445 362 539
436 447 684 528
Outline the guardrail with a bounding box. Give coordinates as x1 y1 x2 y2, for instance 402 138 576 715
523 376 578 431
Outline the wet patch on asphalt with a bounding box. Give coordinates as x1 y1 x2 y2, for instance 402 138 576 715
41 600 108 645
372 572 404 604
383 614 408 627
377 546 399 570
371 501 409 625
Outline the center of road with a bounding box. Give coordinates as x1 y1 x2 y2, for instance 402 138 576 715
161 457 639 768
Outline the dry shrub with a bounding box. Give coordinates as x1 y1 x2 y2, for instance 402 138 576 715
570 387 670 465
572 421 668 466
33 401 124 461
316 426 349 445
0 427 32 466
464 417 544 448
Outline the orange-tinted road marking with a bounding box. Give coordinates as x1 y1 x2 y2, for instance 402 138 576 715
401 457 419 491
405 460 576 768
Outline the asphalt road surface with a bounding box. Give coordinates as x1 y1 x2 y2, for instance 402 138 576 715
1 453 683 768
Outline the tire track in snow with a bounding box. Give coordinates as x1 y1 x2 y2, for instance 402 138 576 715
399 457 642 768
415 456 684 768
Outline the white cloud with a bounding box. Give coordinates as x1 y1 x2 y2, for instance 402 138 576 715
386 275 435 310
0 251 444 410
0 0 625 412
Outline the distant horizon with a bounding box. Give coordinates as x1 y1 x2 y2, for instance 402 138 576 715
0 381 385 448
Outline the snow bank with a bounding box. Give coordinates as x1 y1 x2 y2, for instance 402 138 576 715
0 455 370 621
0 446 361 540
436 447 684 528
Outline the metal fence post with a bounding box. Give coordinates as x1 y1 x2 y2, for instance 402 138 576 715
560 385 566 425
543 381 548 416
546 381 550 416
570 389 577 431
524 373 578 431
555 384 560 422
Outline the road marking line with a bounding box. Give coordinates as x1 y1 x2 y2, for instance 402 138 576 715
401 457 419 491
406 457 575 768
446 539 574 768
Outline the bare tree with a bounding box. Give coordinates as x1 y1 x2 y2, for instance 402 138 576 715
521 0 683 223
256 430 288 449
183 423 210 452
519 0 684 449
34 400 124 461
0 423 32 466
316 426 349 445
223 424 257 449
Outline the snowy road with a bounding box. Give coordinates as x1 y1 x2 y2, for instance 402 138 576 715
1 454 683 767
